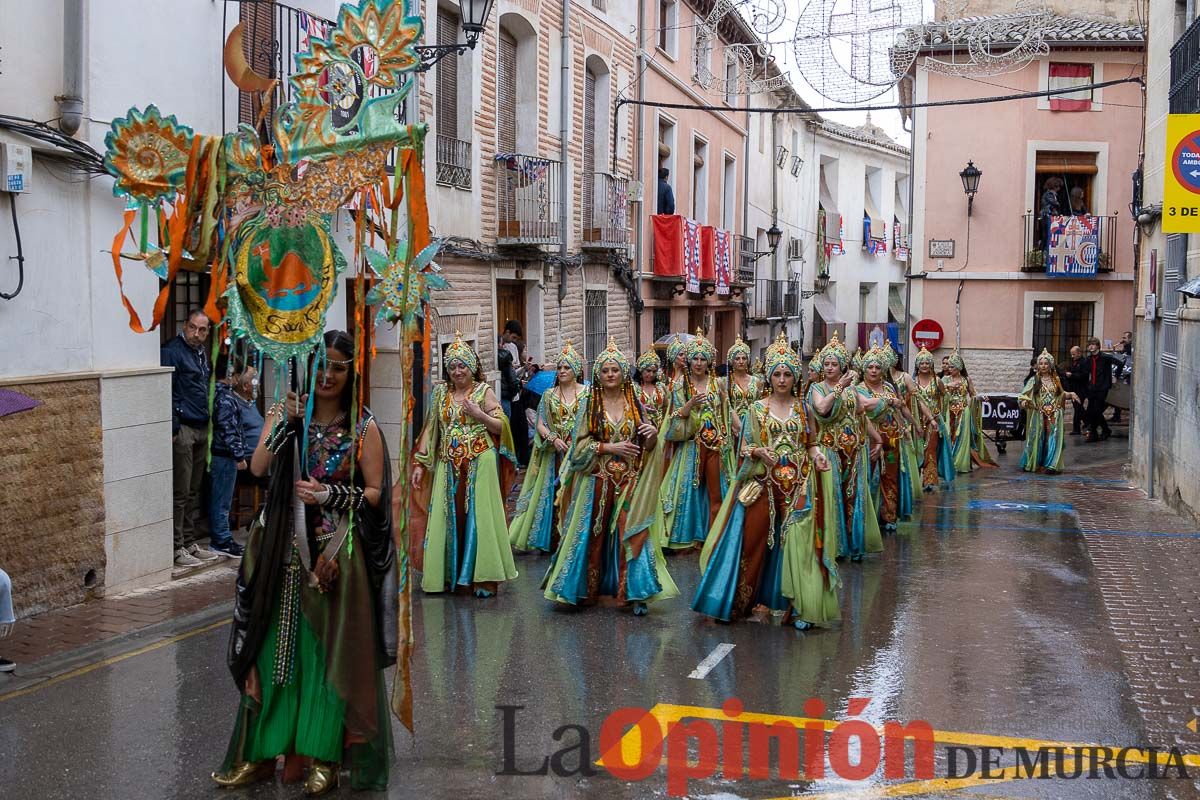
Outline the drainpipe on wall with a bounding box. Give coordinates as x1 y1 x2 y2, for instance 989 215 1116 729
558 0 570 317
903 81 917 371
771 112 781 337
57 0 84 136
633 0 646 353
741 95 751 341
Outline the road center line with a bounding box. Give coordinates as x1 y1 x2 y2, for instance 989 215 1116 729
688 643 735 679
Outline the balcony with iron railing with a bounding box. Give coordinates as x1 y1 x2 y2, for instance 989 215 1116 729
582 172 630 250
494 154 563 246
1171 13 1200 113
435 135 472 189
748 279 799 321
735 235 756 284
1020 213 1117 274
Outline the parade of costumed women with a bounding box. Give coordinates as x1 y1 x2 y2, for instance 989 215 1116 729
941 352 996 473
693 333 840 629
633 348 668 428
543 339 678 615
660 329 737 550
725 336 763 437
911 346 955 492
510 341 586 554
807 332 884 562
215 331 397 794
859 345 919 531
1018 348 1079 474
883 342 924 504
410 333 519 597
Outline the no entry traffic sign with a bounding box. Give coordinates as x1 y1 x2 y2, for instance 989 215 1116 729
1165 114 1200 232
911 318 944 351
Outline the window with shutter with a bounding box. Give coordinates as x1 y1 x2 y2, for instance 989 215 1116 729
497 30 518 154
437 7 459 141
238 1 277 129
583 68 597 231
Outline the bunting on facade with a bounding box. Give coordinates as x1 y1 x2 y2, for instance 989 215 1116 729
893 218 909 262
714 228 732 295
824 214 845 258
683 217 702 293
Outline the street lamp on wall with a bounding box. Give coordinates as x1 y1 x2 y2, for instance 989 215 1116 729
415 0 496 71
766 223 783 252
959 160 982 216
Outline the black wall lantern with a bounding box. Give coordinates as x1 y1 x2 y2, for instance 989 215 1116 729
959 160 982 216
415 0 496 71
766 223 783 252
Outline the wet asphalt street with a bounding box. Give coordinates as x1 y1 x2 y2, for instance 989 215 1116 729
2 438 1199 799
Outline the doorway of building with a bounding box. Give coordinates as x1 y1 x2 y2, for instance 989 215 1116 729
496 279 527 355
1032 300 1094 366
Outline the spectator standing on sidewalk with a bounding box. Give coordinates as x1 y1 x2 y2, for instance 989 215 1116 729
233 364 264 450
208 357 250 558
162 310 220 568
1061 345 1087 435
1082 337 1119 442
0 568 14 672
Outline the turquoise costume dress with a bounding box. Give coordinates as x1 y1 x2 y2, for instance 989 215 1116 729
660 373 736 548
543 343 678 609
1019 371 1068 473
509 385 584 553
694 395 840 625
807 381 883 560
728 373 764 430
913 371 955 489
634 381 668 428
412 380 519 593
942 376 990 474
861 378 918 525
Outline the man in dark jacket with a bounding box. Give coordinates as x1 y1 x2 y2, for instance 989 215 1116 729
208 357 249 558
1082 337 1119 442
657 167 675 215
1060 345 1087 435
162 310 220 568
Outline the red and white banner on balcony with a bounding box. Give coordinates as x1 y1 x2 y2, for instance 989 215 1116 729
893 219 909 262
713 229 731 295
1048 63 1093 112
824 214 845 258
683 218 702 293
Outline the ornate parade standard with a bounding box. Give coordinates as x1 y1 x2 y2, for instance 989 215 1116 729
101 0 437 734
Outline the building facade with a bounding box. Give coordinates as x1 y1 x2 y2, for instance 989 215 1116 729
636 0 756 359
1130 0 1200 522
807 118 911 358
908 10 1144 391
419 0 637 380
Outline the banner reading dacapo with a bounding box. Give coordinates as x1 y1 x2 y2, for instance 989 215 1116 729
1165 114 1200 233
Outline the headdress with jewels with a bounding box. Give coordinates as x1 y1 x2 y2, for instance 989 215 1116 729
666 335 685 364
882 341 899 370
947 352 966 372
861 345 887 370
592 337 631 377
808 353 822 374
819 331 850 370
914 345 935 367
685 328 716 364
556 340 583 378
444 331 479 373
850 347 864 373
726 336 750 363
636 348 661 373
763 332 801 378
1035 347 1056 367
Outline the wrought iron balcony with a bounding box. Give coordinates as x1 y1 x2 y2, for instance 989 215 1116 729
1020 213 1117 274
494 153 562 246
582 172 630 250
749 279 799 321
735 235 756 283
435 135 472 190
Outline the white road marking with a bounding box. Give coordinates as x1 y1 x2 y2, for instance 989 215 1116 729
688 643 735 679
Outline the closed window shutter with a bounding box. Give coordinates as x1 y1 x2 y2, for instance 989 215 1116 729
239 1 277 127
497 30 518 153
437 8 459 140
583 69 597 228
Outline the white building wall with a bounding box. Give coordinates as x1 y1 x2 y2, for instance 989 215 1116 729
806 128 909 355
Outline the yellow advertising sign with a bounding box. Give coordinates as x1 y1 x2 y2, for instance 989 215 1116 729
1164 114 1200 232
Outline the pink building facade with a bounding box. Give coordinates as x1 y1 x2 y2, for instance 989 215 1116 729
635 0 753 357
908 15 1144 391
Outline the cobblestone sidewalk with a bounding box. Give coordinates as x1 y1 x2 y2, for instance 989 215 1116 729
0 564 236 667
